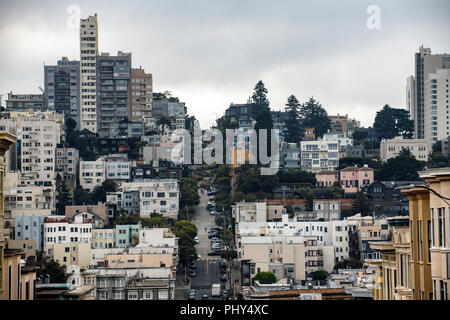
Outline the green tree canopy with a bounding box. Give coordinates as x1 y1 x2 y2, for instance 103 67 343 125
376 149 426 181
299 97 331 138
284 95 303 143
55 173 72 215
252 271 277 284
373 104 413 139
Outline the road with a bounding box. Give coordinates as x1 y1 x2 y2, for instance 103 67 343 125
190 189 225 300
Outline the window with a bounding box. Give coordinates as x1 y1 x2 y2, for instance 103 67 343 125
143 291 153 300
158 290 169 300
128 291 138 300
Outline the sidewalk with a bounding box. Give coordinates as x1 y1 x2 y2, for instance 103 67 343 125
174 268 190 300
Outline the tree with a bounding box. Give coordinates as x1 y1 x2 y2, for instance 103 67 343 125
55 173 72 215
221 249 237 261
310 270 329 281
352 192 372 216
252 271 277 284
376 149 426 181
305 190 314 211
251 80 269 117
157 116 172 133
299 97 331 138
284 95 303 143
74 185 91 205
373 104 413 139
91 180 117 204
337 157 381 170
278 169 316 185
432 141 442 153
180 178 200 208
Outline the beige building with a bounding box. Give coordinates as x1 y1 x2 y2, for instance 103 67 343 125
1 249 37 300
419 168 450 300
103 253 174 269
6 239 36 260
401 186 433 300
380 136 428 162
79 157 105 191
65 204 108 224
80 14 99 132
92 229 115 249
366 217 412 300
49 242 92 269
131 67 153 121
0 131 17 299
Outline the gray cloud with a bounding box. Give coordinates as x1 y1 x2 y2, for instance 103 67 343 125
0 0 449 128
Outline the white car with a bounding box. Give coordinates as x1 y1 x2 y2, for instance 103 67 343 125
194 236 199 243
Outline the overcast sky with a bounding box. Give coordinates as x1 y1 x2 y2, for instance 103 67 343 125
0 0 449 128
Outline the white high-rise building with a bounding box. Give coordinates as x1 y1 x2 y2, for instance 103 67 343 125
424 68 450 146
406 75 415 121
80 14 99 132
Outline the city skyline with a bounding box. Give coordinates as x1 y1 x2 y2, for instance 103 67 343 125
0 0 449 128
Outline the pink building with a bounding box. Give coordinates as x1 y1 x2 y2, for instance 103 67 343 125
316 170 339 187
339 165 374 193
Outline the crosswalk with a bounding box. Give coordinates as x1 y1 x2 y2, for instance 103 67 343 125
197 257 222 261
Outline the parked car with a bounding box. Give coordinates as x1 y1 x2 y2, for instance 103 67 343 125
189 269 196 277
194 236 199 244
220 274 227 282
189 261 196 269
210 211 219 216
208 251 221 256
188 289 197 300
222 290 229 300
202 294 209 300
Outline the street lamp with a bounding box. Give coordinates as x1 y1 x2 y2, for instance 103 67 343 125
396 184 450 206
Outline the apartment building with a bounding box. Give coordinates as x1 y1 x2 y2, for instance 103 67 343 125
406 75 416 121
96 51 132 138
401 186 433 300
115 224 140 248
105 160 131 182
414 46 450 140
43 215 93 255
418 168 450 300
424 68 450 146
380 136 428 161
92 229 115 249
5 92 45 112
117 180 179 219
44 57 80 125
130 67 153 121
328 114 360 138
79 14 99 132
50 242 91 269
79 157 105 191
13 216 46 252
300 139 339 173
366 216 412 300
0 131 17 300
280 142 300 170
20 119 60 187
316 170 339 188
65 204 108 224
56 147 79 194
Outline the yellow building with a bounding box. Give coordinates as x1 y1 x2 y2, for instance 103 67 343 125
366 216 412 300
92 228 115 249
419 168 450 300
48 243 92 269
401 187 433 300
0 132 17 299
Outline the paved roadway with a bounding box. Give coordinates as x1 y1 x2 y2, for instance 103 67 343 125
190 189 225 300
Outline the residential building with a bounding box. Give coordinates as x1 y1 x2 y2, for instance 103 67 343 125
418 168 450 300
5 92 45 112
406 75 415 121
316 170 339 188
105 159 131 182
424 68 450 146
339 165 374 193
20 118 60 187
0 132 17 299
13 216 46 252
401 186 433 300
56 147 79 195
414 46 450 139
44 57 80 125
380 136 428 161
365 216 412 300
79 14 99 133
115 224 139 248
49 242 91 269
6 239 36 260
92 229 115 249
65 204 108 225
130 67 153 121
43 215 93 256
300 139 339 173
79 157 105 191
280 142 300 170
96 51 132 138
328 114 360 138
